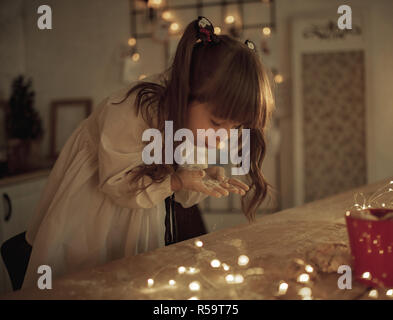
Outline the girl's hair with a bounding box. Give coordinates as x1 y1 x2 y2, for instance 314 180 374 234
114 18 275 222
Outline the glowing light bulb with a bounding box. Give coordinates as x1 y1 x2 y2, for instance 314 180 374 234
222 263 230 271
188 267 197 274
345 211 351 217
188 296 199 300
169 279 176 286
210 259 221 268
128 37 136 47
189 281 201 291
225 274 235 283
148 0 162 8
238 255 249 266
298 287 312 298
132 53 140 62
225 15 235 24
170 22 179 32
274 74 284 84
139 74 146 80
178 266 186 274
362 272 371 280
195 240 203 247
234 274 244 283
278 282 288 295
297 273 310 283
369 289 378 298
262 27 271 36
214 27 221 34
305 265 314 273
162 11 172 21
386 289 393 297
147 278 154 287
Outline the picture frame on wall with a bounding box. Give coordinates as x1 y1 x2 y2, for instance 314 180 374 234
50 99 92 159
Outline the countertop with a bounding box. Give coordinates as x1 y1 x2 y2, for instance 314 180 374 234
2 177 393 300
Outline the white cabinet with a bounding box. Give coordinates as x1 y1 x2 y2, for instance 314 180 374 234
0 174 48 296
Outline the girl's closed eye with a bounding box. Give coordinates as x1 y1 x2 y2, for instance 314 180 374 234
210 119 222 127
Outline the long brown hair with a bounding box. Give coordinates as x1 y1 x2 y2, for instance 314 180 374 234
113 18 275 222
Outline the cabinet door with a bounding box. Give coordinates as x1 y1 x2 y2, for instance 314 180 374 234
0 176 47 295
1 177 47 243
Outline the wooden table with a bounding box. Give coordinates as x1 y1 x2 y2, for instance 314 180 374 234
2 178 393 300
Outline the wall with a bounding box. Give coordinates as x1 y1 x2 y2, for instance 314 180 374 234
0 0 26 99
11 0 131 156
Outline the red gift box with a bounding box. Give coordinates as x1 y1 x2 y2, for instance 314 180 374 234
345 208 393 288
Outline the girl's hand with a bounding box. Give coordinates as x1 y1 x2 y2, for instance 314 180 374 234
204 166 250 196
171 168 229 198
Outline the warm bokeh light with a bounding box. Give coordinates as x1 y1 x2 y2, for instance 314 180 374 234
278 282 288 295
162 11 172 21
195 240 203 247
210 259 221 268
262 27 271 36
238 255 249 266
225 274 235 283
138 74 146 80
132 53 140 62
147 278 154 287
148 0 162 8
189 281 201 291
274 74 284 84
297 273 310 283
369 289 378 298
214 26 221 34
170 22 180 32
225 15 235 24
305 265 314 273
127 37 136 47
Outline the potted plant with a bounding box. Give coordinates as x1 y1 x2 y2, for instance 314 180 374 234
5 75 44 173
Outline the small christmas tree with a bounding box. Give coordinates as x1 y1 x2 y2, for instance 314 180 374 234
6 75 43 140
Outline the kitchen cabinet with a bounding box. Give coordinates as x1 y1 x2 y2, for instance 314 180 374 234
0 171 49 295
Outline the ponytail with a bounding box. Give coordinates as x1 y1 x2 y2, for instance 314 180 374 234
165 20 199 132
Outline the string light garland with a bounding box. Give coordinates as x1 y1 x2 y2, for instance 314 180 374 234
351 181 393 213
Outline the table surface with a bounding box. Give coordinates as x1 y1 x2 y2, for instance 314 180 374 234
2 177 393 300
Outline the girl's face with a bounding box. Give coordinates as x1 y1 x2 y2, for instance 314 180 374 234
186 100 241 149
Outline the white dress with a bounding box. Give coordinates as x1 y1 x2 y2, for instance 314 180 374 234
22 82 208 290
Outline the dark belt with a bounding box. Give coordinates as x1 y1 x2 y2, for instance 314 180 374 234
164 194 178 246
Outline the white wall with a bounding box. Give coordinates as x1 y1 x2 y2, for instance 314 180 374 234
14 0 130 156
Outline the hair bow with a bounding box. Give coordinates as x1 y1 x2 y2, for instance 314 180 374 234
245 39 256 51
195 16 220 45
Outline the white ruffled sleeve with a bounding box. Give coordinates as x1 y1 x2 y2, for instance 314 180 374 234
97 91 174 209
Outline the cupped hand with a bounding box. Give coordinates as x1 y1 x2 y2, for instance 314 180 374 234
204 166 250 196
173 167 230 198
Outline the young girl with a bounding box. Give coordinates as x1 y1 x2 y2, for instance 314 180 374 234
22 16 273 289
